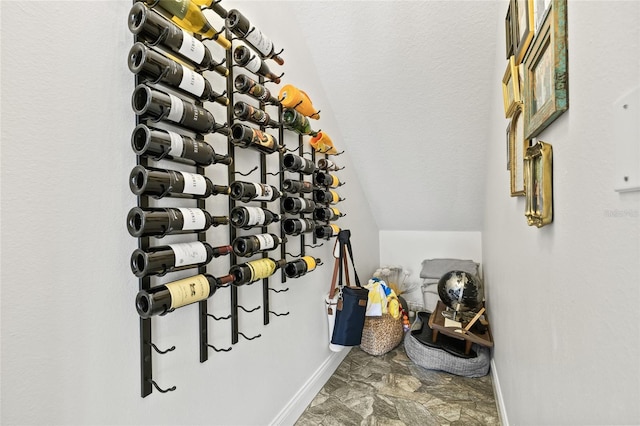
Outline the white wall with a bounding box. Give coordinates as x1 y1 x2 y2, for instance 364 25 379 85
379 230 482 282
0 1 379 425
483 1 640 425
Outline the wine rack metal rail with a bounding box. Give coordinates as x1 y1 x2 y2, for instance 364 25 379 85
127 0 343 397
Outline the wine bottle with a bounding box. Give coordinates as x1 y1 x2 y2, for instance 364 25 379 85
127 207 229 238
190 0 227 19
131 242 232 277
128 42 228 106
313 188 342 205
233 46 281 83
278 84 320 119
230 258 286 286
135 273 234 318
132 84 226 134
128 3 228 77
282 179 314 194
282 109 317 136
309 131 337 155
283 153 316 175
225 9 284 65
281 196 316 214
127 207 228 238
233 101 278 127
317 158 341 171
129 165 229 199
229 181 281 202
144 0 231 50
313 206 344 222
131 124 231 167
232 233 284 257
230 206 280 229
282 218 316 236
315 224 340 240
234 74 279 105
284 256 320 279
230 123 281 154
313 172 342 188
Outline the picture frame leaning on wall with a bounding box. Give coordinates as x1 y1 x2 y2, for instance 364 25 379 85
523 0 568 139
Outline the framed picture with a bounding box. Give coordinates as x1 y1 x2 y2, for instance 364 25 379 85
524 141 553 227
512 0 535 64
509 103 529 196
523 0 568 139
506 122 511 171
534 0 552 32
502 56 521 118
505 3 514 58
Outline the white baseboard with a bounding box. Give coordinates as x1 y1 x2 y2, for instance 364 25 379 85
269 348 351 426
491 359 509 426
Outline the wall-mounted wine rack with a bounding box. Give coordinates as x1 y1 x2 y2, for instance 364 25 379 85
126 0 346 397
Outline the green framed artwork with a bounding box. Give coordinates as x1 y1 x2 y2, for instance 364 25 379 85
523 0 568 139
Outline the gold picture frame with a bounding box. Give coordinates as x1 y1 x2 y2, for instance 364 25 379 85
513 0 535 64
502 56 521 118
509 103 529 196
523 0 568 139
524 141 553 227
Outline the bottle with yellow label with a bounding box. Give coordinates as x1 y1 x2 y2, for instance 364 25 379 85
135 273 234 318
313 207 344 222
230 258 286 286
313 188 342 205
313 172 342 188
278 84 320 119
315 224 340 240
284 256 321 279
144 0 231 49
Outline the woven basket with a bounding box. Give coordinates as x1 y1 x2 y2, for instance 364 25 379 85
359 314 404 356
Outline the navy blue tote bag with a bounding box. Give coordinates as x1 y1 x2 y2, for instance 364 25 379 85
330 230 369 346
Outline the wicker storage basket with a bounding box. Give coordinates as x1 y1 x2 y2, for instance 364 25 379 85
359 314 404 356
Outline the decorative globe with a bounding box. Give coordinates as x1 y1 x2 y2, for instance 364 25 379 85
437 270 483 312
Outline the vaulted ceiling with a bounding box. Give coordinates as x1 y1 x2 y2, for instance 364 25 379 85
287 1 500 231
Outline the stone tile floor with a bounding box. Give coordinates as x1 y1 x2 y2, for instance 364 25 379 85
295 344 500 426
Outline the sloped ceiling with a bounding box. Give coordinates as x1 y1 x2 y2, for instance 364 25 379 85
289 1 500 231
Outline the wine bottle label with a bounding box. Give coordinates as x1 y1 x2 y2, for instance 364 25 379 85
245 207 266 226
167 131 184 156
179 30 206 64
166 274 210 309
255 233 275 250
301 220 313 232
243 55 262 74
179 171 207 195
249 84 270 103
178 207 206 230
330 224 340 235
251 129 275 150
245 27 273 57
179 65 206 97
247 258 276 281
168 241 208 267
302 256 317 272
252 183 273 201
330 175 340 187
330 190 339 204
331 207 342 218
167 93 185 122
302 199 314 209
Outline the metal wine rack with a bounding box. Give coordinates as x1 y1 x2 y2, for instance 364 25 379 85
126 0 346 397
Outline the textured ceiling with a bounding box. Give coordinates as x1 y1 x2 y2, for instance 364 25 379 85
289 1 500 231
